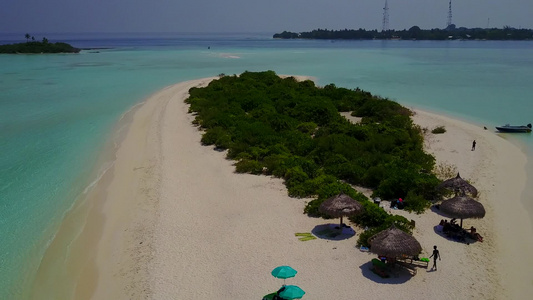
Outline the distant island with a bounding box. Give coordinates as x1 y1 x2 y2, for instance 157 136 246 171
0 34 80 54
274 26 533 41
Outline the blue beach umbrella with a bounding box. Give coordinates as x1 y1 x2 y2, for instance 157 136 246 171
279 285 306 299
271 266 297 285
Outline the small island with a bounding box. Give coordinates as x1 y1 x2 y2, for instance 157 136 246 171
0 34 80 54
274 26 533 41
186 71 441 246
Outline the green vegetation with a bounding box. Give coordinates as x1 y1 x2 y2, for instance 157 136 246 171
431 126 446 134
356 214 415 247
434 162 458 181
274 26 533 41
0 34 79 54
186 71 441 234
403 190 431 214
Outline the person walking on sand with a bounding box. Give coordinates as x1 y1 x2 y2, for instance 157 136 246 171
429 245 441 270
471 140 476 151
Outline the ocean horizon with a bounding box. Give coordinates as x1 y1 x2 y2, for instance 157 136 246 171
1 32 532 298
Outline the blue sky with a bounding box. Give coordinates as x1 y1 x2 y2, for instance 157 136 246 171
1 0 531 33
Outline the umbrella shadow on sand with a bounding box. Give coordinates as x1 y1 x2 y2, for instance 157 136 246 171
359 261 412 284
432 225 479 245
311 223 356 241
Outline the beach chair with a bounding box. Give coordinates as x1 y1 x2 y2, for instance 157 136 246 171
396 261 418 276
397 255 429 268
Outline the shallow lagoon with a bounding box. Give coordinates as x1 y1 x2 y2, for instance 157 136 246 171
1 33 532 297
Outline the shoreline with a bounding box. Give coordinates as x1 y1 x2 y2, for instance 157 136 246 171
411 110 533 299
36 76 533 299
85 78 219 299
29 93 150 299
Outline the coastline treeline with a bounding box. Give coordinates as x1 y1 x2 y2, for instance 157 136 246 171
274 26 533 40
186 71 442 245
0 35 80 54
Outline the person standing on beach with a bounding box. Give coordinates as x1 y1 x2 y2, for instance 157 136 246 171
429 245 441 270
472 140 476 151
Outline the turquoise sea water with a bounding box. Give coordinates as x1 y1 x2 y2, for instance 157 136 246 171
1 33 532 297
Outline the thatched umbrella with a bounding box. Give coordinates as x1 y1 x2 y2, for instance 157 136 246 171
319 193 364 228
439 173 478 197
369 225 422 257
440 195 486 228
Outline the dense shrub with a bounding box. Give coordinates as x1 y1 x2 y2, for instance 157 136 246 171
201 127 232 149
431 126 446 134
285 167 309 189
356 215 414 247
403 190 431 214
296 122 318 134
186 71 441 229
355 201 388 226
235 159 264 174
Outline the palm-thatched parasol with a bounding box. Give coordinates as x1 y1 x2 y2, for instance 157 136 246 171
439 173 478 197
440 195 485 228
319 193 364 228
369 225 422 257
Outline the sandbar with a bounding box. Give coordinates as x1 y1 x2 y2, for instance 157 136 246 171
76 77 533 299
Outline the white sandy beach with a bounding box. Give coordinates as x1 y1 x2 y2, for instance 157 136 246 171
84 77 533 299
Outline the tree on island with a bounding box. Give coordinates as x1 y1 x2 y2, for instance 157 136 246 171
0 36 80 54
274 26 533 40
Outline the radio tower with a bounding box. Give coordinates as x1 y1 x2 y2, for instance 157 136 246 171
382 0 390 32
446 0 453 28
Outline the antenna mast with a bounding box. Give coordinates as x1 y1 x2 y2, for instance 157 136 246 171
447 0 453 27
382 0 390 32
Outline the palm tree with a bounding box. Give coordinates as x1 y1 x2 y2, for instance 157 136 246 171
25 33 30 42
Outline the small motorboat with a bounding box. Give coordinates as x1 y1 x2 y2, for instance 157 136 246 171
495 123 532 133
